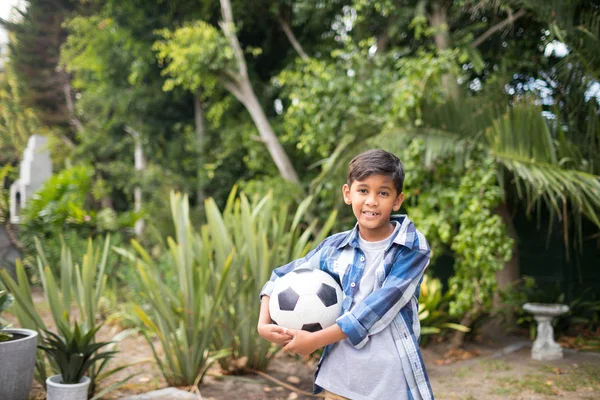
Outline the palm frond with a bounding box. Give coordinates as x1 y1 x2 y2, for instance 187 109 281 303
486 102 600 228
382 98 600 232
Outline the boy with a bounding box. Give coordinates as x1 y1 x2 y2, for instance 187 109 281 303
258 149 434 400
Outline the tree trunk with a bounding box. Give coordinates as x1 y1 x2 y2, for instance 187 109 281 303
428 1 459 100
194 90 206 208
125 126 145 237
237 81 300 183
61 74 84 134
450 301 483 348
494 202 520 314
219 0 300 184
279 17 309 61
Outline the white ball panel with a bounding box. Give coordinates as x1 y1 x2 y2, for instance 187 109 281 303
272 310 303 330
293 295 326 325
321 301 342 328
289 270 323 296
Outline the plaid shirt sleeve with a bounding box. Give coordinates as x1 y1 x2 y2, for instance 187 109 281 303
259 239 327 299
337 238 430 349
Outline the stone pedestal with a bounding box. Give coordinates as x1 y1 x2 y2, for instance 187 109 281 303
523 303 569 361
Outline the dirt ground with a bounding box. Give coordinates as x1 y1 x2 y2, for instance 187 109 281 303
6 299 600 400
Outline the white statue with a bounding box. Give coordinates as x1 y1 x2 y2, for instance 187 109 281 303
9 135 52 223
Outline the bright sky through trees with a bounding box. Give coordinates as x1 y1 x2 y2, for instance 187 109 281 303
0 0 24 44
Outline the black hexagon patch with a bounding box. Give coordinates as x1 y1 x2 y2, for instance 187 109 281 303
316 283 338 307
278 287 300 311
301 323 323 332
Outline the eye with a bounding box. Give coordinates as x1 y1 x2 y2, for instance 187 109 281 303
358 189 367 194
380 191 389 196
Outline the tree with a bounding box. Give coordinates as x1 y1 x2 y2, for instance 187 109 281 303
2 0 83 147
154 0 301 184
0 58 39 167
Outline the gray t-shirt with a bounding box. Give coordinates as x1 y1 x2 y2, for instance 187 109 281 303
315 229 408 400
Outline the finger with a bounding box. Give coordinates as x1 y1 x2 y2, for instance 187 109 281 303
285 328 298 337
270 325 285 334
276 333 293 341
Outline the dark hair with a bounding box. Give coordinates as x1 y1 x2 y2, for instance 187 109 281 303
347 149 405 194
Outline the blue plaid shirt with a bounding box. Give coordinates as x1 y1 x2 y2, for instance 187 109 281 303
261 215 434 400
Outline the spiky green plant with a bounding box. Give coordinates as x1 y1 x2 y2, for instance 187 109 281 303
38 322 115 384
0 289 14 341
115 192 232 386
0 237 134 396
207 187 337 373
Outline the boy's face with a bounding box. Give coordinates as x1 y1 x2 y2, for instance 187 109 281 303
342 174 404 242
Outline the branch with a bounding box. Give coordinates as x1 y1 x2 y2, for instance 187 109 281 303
278 17 309 60
219 0 248 79
471 9 526 48
221 77 246 105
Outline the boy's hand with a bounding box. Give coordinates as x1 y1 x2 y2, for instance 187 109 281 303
257 323 293 346
283 328 319 356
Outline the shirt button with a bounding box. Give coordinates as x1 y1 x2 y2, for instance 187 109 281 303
360 256 365 262
351 282 356 288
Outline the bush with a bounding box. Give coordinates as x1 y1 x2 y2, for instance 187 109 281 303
17 165 137 282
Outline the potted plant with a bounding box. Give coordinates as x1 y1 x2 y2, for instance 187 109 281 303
39 321 115 400
0 289 39 400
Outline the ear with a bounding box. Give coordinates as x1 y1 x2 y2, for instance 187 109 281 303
393 192 404 211
342 184 352 205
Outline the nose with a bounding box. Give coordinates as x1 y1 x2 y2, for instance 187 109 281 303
366 193 378 206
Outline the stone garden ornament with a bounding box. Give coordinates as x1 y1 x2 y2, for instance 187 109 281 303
523 302 570 361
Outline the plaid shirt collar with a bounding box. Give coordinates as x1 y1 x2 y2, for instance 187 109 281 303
336 214 414 250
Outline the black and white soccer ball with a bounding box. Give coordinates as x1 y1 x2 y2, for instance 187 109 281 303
269 267 343 332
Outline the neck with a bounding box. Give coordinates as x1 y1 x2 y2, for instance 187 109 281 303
360 222 395 242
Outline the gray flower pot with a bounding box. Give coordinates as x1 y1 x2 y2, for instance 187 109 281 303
46 374 91 400
0 328 38 400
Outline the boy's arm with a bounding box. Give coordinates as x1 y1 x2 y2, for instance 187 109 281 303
257 296 293 345
283 324 348 356
338 243 430 349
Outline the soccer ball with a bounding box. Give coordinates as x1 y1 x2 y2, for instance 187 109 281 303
269 267 343 332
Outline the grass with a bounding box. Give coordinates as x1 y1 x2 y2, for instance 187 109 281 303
454 367 472 378
493 363 600 397
481 360 512 372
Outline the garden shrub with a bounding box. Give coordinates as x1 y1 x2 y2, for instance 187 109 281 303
17 165 137 282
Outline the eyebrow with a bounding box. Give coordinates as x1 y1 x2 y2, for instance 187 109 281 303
355 184 393 190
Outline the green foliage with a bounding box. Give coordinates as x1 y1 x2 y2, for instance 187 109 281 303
449 156 513 316
0 63 40 167
4 0 79 133
276 42 459 161
154 21 235 94
207 186 337 372
0 237 132 396
19 165 136 236
114 192 232 386
0 165 14 224
18 164 137 281
38 322 115 385
381 137 513 320
0 289 14 341
238 176 304 206
418 275 469 346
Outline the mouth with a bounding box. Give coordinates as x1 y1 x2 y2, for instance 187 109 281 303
362 211 379 217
